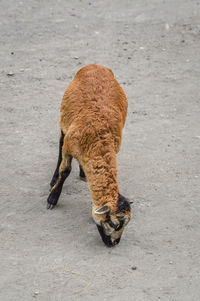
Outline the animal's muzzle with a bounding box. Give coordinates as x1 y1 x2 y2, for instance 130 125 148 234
96 225 121 247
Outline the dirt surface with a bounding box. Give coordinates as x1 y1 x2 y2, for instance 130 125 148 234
1 0 200 300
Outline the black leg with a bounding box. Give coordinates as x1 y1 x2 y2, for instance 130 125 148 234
50 131 64 188
79 164 86 181
47 155 72 209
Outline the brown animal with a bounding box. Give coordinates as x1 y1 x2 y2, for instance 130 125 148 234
47 64 132 247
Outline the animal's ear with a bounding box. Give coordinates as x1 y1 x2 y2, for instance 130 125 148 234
95 206 110 215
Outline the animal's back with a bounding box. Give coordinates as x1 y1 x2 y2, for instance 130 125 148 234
60 64 128 157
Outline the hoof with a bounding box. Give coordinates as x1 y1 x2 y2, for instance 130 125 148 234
47 190 59 209
47 203 55 210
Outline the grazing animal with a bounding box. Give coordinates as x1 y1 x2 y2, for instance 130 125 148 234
47 64 132 247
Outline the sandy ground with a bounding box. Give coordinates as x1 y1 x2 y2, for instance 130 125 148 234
0 0 200 300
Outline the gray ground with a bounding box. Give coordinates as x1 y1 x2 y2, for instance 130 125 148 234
0 0 200 300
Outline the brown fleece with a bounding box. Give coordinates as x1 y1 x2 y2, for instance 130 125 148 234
59 64 128 213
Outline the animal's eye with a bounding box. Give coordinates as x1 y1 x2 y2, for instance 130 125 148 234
115 220 124 231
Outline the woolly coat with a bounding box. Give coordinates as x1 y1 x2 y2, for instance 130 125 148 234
59 64 128 212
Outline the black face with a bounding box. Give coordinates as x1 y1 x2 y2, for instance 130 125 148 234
95 194 131 247
96 224 121 247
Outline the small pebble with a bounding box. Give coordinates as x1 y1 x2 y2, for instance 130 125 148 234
7 72 14 77
165 23 170 30
33 291 39 297
131 266 137 270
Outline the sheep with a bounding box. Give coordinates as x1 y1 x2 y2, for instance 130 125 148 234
47 64 132 247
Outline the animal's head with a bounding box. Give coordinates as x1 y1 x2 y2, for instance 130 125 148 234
92 194 132 247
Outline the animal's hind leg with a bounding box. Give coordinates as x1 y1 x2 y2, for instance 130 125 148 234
79 165 86 181
47 154 72 209
50 131 64 188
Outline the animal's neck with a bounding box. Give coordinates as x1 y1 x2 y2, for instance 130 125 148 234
81 147 119 212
